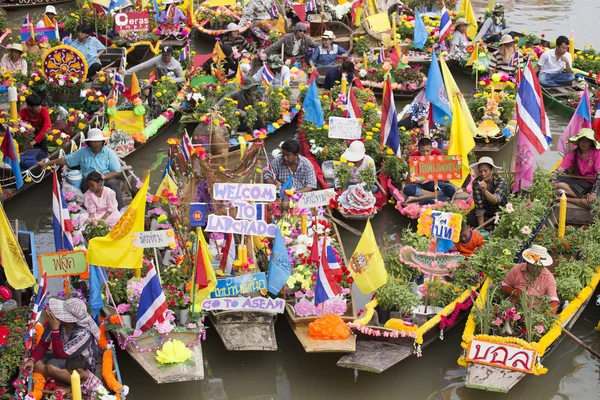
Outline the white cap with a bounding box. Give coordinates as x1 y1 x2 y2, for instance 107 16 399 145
45 5 57 14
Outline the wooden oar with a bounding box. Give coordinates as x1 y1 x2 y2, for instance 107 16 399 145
475 216 497 231
560 326 600 359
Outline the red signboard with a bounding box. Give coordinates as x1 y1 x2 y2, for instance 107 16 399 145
409 155 463 183
115 12 150 33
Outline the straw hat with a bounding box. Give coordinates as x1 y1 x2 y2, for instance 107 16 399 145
227 22 240 32
498 34 516 46
568 128 600 149
49 298 101 339
321 30 335 40
522 245 553 267
341 140 366 162
470 156 501 171
9 43 23 53
453 18 471 28
83 128 109 142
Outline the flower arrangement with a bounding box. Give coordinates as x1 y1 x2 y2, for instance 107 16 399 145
154 76 179 107
84 89 107 107
65 109 90 136
0 286 10 302
468 77 517 139
11 121 36 145
572 45 600 74
112 31 159 48
163 284 191 309
0 307 29 397
47 71 84 94
46 129 71 151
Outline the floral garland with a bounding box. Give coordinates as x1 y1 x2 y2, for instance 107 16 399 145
102 347 123 400
348 322 404 338
125 41 162 55
439 294 475 333
383 319 418 335
353 298 377 326
416 208 462 242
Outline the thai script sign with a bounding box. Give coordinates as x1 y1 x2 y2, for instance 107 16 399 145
466 339 537 374
210 272 267 298
431 211 462 242
409 155 462 183
40 250 88 278
328 117 362 139
213 183 277 202
296 188 336 208
205 215 278 237
115 12 150 33
131 230 175 248
201 296 285 313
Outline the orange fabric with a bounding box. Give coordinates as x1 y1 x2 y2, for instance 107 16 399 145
308 314 351 340
451 229 484 258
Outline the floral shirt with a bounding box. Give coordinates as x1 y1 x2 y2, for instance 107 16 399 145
472 173 508 217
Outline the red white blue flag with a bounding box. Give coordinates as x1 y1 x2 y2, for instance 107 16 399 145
314 238 341 306
508 50 520 67
325 241 342 279
306 0 316 12
262 64 275 86
52 170 74 251
136 262 168 332
438 2 452 43
270 2 278 17
381 74 401 157
346 85 362 119
219 233 235 274
516 61 552 154
113 73 125 92
376 46 385 64
24 272 48 352
181 129 193 161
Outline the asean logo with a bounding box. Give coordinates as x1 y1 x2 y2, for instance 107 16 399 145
193 210 203 221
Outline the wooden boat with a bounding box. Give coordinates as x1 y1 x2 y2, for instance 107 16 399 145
541 85 580 119
208 307 278 351
0 0 70 10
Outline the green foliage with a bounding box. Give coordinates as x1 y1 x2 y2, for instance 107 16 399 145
162 265 190 289
556 276 583 302
352 36 369 56
555 259 593 291
534 226 585 259
375 277 420 315
469 236 522 283
381 155 409 182
524 169 555 204
493 197 549 240
384 246 420 282
334 162 352 189
422 280 463 308
84 220 110 240
358 163 377 188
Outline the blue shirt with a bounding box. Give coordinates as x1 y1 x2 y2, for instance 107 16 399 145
311 44 347 67
65 145 121 178
70 36 106 64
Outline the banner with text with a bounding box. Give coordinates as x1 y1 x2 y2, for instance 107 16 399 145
328 117 362 139
115 12 150 33
201 296 285 313
39 250 88 278
409 155 462 183
210 272 268 298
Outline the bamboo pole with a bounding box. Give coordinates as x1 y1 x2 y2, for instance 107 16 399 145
560 326 600 359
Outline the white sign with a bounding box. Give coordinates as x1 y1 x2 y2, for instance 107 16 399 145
201 296 285 313
466 339 537 374
131 230 175 248
328 117 362 139
205 215 278 237
296 188 336 208
213 183 277 202
114 12 150 33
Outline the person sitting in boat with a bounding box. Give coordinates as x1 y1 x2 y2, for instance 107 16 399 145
121 80 160 123
264 139 317 193
19 94 51 156
309 31 348 69
201 43 239 81
450 221 485 258
38 129 124 209
474 3 511 44
264 23 317 63
126 46 185 84
239 0 279 43
398 88 429 130
534 35 575 88
82 171 122 228
223 23 256 54
63 355 104 400
403 137 456 205
501 245 559 314
323 60 355 90
387 1 414 19
467 156 508 228
337 140 378 192
0 43 27 75
253 54 290 87
488 35 525 78
159 0 187 26
447 19 471 62
554 128 600 209
36 5 60 39
21 298 100 383
70 25 106 79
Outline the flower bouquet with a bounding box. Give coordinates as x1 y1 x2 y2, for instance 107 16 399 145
46 129 71 153
47 71 84 103
65 109 90 136
83 89 107 112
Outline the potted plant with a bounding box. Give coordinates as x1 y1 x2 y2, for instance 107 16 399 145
374 277 420 325
381 154 409 186
164 284 191 325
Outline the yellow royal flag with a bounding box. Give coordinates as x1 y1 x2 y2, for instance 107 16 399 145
448 95 475 187
465 44 478 66
87 173 150 269
191 229 217 311
274 14 286 35
108 110 145 135
0 204 35 289
90 0 111 8
350 219 388 294
212 42 227 63
440 57 479 137
460 0 478 40
154 172 177 198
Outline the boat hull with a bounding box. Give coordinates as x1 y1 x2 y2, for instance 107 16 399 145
209 310 278 351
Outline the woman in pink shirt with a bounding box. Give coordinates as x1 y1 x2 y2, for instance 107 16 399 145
555 128 600 209
83 171 121 228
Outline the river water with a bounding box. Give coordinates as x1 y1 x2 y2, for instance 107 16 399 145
4 1 600 399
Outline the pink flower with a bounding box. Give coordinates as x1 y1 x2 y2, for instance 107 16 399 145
294 290 304 298
492 318 503 326
186 323 197 329
305 289 315 298
535 324 544 334
132 329 143 338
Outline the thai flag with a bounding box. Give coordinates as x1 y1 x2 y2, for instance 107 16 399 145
52 170 74 251
346 85 362 119
516 61 552 154
24 272 48 352
509 50 520 67
306 0 316 12
135 263 168 332
376 46 385 64
262 64 275 86
325 242 342 280
381 75 401 157
270 2 278 18
219 233 235 274
181 129 193 161
314 238 340 306
255 203 268 222
438 2 452 43
22 14 31 27
180 41 189 62
593 102 600 140
113 73 125 92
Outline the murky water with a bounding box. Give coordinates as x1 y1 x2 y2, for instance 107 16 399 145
4 1 600 399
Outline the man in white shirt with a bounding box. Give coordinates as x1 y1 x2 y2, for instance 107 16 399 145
534 35 575 87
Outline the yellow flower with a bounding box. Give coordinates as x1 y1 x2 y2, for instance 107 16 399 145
219 166 225 172
47 135 54 141
28 81 33 86
88 96 95 102
78 123 85 129
347 162 355 167
99 77 106 82
68 116 75 122
0 118 5 124
333 161 340 166
24 177 32 183
56 139 63 146
156 92 162 98
19 96 25 102
340 157 347 163
365 135 373 140
503 249 510 255
255 167 262 173
34 76 40 82
386 148 394 155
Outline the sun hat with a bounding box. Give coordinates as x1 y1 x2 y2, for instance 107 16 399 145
493 3 504 13
568 128 600 149
9 43 23 53
45 5 57 14
294 22 308 32
266 54 283 69
453 18 471 28
470 156 501 171
83 128 109 142
522 245 553 267
498 34 516 46
321 30 335 40
227 22 240 32
341 140 366 162
139 79 152 90
49 298 101 339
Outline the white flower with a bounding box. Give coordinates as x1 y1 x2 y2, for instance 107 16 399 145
78 113 85 119
60 132 67 139
359 68 368 78
505 203 514 213
493 212 500 224
521 226 532 235
191 93 203 102
73 77 79 84
122 385 130 396
96 91 102 96
58 79 65 86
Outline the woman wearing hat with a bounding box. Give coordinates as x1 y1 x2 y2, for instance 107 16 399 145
0 43 27 75
474 3 511 44
448 19 471 62
252 54 290 87
309 30 348 68
554 128 600 209
501 245 559 314
337 140 377 192
488 34 524 77
468 156 508 228
22 298 101 382
223 23 256 54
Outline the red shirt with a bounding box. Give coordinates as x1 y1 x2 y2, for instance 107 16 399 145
410 149 442 157
19 107 51 144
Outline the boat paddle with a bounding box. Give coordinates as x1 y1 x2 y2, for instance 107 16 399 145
560 326 600 359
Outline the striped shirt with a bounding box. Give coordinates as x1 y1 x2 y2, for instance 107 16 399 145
489 50 525 77
81 374 104 400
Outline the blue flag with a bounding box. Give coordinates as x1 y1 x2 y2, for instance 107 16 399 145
576 87 591 122
302 80 325 127
267 227 291 295
190 202 208 227
426 52 452 125
413 10 429 49
435 238 455 253
89 265 108 322
1 128 23 189
279 175 293 198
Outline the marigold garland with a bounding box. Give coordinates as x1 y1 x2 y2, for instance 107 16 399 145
125 41 162 55
102 349 123 400
35 322 44 346
384 318 418 333
30 372 45 400
353 298 377 326
98 324 108 350
416 208 462 242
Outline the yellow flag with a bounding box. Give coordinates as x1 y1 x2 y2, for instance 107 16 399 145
275 14 286 35
440 57 479 137
154 172 177 198
0 204 35 289
129 72 141 98
349 220 388 294
460 0 478 40
212 42 227 63
190 229 217 311
90 0 111 8
448 95 475 187
86 173 150 269
465 44 478 66
43 14 56 28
